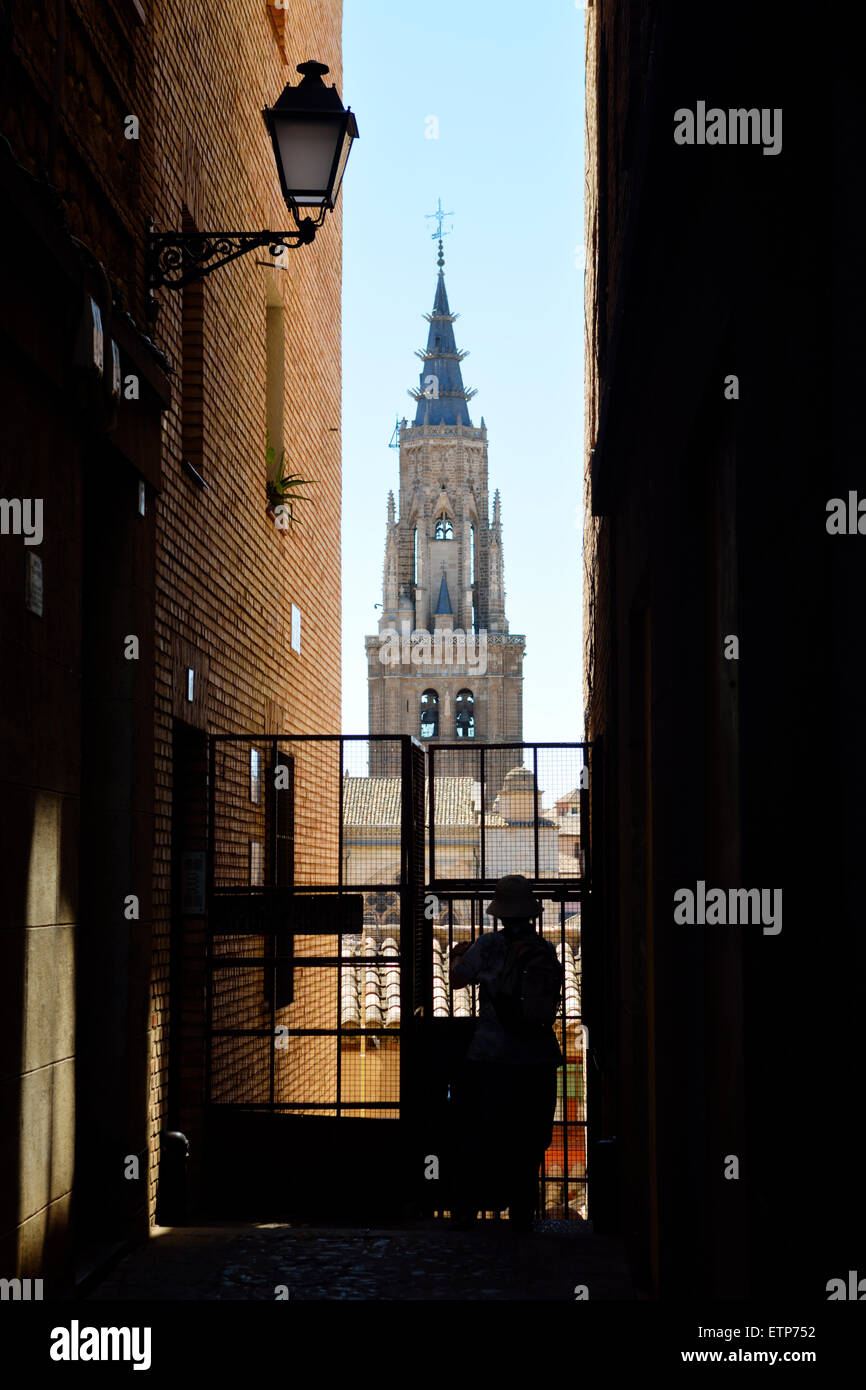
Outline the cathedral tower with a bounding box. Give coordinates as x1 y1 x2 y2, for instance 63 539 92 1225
366 237 526 772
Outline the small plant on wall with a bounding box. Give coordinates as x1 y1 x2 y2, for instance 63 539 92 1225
265 431 314 532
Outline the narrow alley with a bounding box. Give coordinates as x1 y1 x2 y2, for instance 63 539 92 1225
1 0 862 1367
86 1220 633 1302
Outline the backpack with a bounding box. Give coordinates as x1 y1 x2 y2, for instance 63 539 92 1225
490 934 561 1035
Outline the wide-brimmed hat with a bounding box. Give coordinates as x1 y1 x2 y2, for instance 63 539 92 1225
486 874 542 920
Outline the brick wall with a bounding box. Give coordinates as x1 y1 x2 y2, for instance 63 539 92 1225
0 0 165 1289
146 0 345 1217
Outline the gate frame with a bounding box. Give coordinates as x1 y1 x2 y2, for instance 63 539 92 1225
204 733 426 1118
195 732 597 1220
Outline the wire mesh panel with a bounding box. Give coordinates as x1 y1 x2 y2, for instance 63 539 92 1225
425 742 591 1222
291 739 341 886
334 893 402 1116
207 736 420 1120
211 740 266 892
428 743 592 887
427 746 482 883
544 899 587 1221
429 891 587 1221
535 745 591 884
210 1034 271 1105
342 739 402 887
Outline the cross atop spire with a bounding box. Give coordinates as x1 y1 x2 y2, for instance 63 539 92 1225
426 197 453 242
425 198 453 272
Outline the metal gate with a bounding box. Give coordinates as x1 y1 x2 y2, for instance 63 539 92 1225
424 742 592 1221
201 734 592 1221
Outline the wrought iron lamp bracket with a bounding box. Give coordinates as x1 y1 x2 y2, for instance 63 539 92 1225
145 213 322 313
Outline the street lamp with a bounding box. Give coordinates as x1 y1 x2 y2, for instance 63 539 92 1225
264 60 357 214
146 60 357 317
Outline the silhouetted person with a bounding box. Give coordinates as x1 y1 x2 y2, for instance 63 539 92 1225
449 875 562 1231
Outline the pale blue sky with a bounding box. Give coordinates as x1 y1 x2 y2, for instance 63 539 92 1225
341 0 585 744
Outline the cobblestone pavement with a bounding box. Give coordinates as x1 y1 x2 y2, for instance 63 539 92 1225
88 1220 634 1301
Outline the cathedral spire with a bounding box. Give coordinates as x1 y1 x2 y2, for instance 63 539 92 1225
408 221 477 427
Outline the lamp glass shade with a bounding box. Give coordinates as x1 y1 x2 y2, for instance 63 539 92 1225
271 112 352 208
330 122 356 203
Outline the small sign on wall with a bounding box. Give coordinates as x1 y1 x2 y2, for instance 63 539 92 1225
291 603 301 654
250 746 262 804
78 297 104 376
250 840 264 887
109 339 122 400
181 851 206 915
25 553 43 616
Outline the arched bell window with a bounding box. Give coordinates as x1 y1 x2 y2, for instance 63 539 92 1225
420 689 439 739
455 689 475 739
434 513 453 540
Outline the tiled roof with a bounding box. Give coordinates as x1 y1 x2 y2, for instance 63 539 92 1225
343 775 487 827
558 788 584 805
343 776 557 829
431 776 481 826
341 931 583 1033
342 777 403 827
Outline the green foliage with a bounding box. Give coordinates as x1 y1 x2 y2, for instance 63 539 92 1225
265 430 315 530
